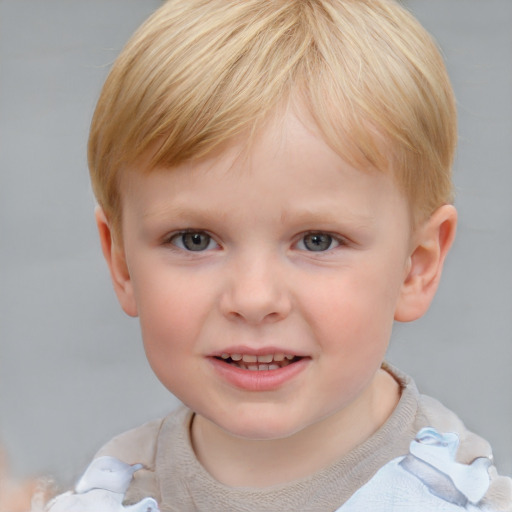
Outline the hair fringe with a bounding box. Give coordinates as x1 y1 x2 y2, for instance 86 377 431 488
88 0 456 233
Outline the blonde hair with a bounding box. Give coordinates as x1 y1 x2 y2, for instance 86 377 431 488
88 0 457 233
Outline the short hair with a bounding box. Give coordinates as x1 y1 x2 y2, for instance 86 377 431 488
88 0 457 234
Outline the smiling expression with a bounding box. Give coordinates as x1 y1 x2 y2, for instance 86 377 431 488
110 110 415 442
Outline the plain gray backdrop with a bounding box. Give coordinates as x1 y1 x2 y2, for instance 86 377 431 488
1 0 511 487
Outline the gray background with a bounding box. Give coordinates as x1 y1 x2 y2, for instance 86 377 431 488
1 0 511 487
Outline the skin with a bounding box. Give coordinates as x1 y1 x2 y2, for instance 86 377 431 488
97 109 457 487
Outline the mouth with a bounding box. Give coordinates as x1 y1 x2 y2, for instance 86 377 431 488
214 352 303 371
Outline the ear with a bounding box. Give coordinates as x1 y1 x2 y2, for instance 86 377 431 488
95 206 138 317
394 205 457 322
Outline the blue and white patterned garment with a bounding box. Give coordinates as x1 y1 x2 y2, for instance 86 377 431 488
46 428 498 511
45 457 160 512
336 427 497 511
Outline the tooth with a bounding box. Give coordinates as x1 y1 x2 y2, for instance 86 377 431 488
231 354 242 361
248 364 259 371
242 354 257 363
285 355 295 360
258 364 269 371
273 353 285 362
269 364 280 370
257 354 273 363
221 353 230 359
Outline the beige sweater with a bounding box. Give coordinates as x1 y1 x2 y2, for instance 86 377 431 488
96 367 512 511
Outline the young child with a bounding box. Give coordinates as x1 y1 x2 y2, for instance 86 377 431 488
47 0 512 510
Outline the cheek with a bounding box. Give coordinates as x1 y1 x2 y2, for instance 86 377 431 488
135 264 212 329
140 303 202 398
301 268 399 351
133 272 212 379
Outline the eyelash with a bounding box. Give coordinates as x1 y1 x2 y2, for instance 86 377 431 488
166 230 346 253
167 230 219 252
295 232 345 253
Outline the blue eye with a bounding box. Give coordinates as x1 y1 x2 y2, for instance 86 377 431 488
298 233 339 252
171 232 217 251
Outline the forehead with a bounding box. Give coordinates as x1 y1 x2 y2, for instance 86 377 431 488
120 109 411 233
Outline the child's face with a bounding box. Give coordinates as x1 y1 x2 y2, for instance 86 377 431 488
113 111 414 441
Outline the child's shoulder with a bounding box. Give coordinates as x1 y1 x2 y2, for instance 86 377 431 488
91 405 189 507
95 417 163 467
409 375 512 510
95 404 189 463
416 392 493 462
393 365 502 473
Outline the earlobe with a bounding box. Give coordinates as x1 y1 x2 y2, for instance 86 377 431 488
394 205 457 322
95 206 138 317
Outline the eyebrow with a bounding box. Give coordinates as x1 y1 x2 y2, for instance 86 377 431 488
279 206 375 228
139 201 375 232
141 204 231 224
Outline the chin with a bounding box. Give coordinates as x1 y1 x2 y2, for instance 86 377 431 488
216 411 308 442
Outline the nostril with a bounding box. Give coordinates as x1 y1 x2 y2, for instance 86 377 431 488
220 278 292 325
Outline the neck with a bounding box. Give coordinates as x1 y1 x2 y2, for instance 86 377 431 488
190 369 400 487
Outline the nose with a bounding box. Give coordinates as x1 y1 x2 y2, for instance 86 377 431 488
220 254 292 325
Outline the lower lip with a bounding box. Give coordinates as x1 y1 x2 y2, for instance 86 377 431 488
209 357 309 392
